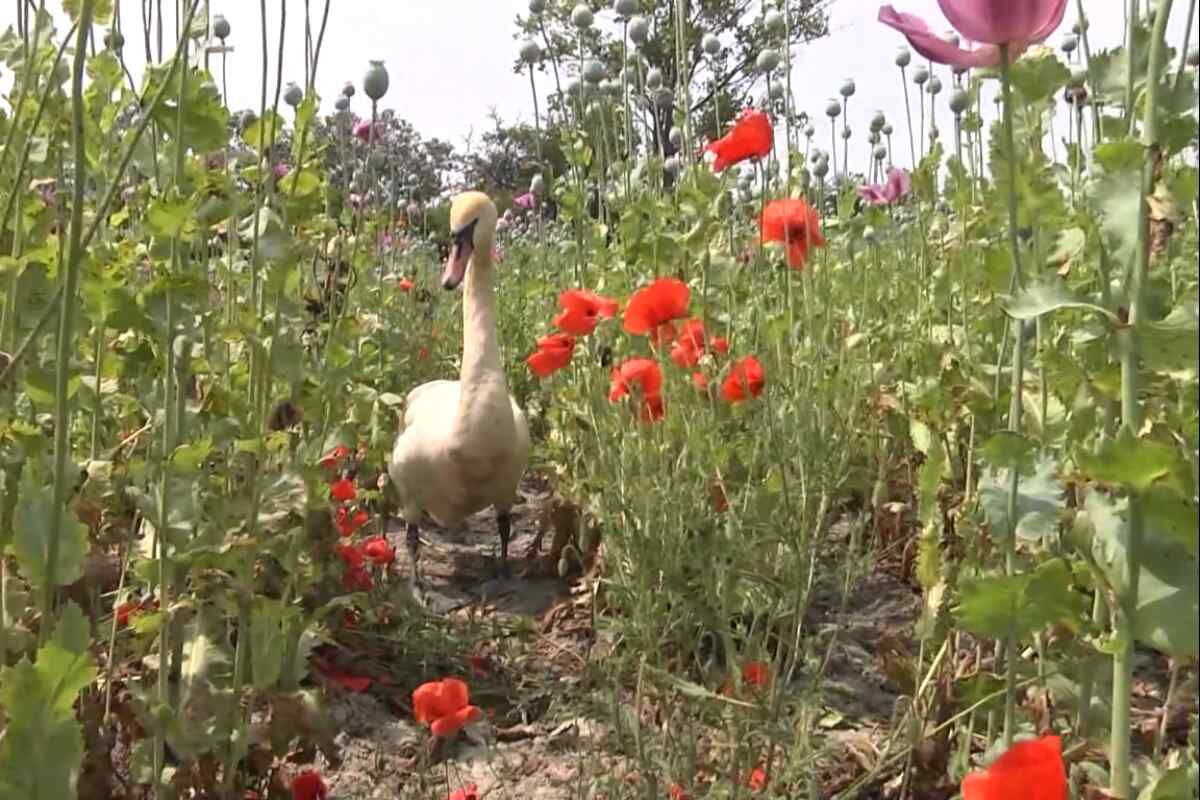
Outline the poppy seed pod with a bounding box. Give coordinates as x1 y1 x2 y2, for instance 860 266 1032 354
803 124 815 138
614 0 638 18
668 126 683 147
870 110 885 131
1067 67 1087 88
1187 47 1199 68
654 87 674 108
531 174 545 195
212 14 231 40
813 159 829 178
571 4 594 28
645 67 663 89
868 131 880 145
873 144 887 160
342 81 355 98
519 38 541 63
949 87 969 114
895 46 911 68
841 126 852 140
809 150 822 165
529 0 546 12
583 59 605 84
104 30 124 50
702 33 721 56
1061 34 1077 54
284 82 303 107
927 76 942 95
824 98 841 118
769 82 784 100
928 125 939 141
764 10 784 34
629 15 650 44
913 66 929 85
756 49 780 73
334 96 350 112
664 155 681 175
882 122 893 135
363 60 389 101
839 78 855 98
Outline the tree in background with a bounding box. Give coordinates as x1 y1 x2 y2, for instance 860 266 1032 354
460 112 570 202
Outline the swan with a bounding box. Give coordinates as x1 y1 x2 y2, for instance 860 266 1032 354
388 191 530 588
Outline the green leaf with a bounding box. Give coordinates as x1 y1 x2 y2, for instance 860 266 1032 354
52 602 91 655
242 111 286 154
280 167 322 198
1079 430 1191 496
146 66 230 152
146 195 197 239
1093 139 1143 175
171 437 213 472
1086 491 1200 659
13 482 88 591
62 0 113 24
978 431 1037 475
955 558 1086 641
1138 299 1199 375
1000 281 1116 323
978 457 1064 542
250 599 284 690
1008 47 1070 103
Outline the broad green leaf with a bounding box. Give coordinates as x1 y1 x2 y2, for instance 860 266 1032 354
978 431 1037 475
1008 47 1070 103
955 558 1086 641
13 482 88 590
171 437 213 472
1079 430 1191 496
250 599 285 690
242 111 286 154
52 601 90 655
280 167 322 198
978 457 1064 542
1086 491 1200 658
146 195 197 239
1093 139 1143 175
1139 299 1199 375
62 0 113 24
1137 764 1198 800
1000 281 1116 323
146 66 229 152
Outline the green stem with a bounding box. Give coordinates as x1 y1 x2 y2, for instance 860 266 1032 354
41 0 94 643
1110 2 1173 795
998 43 1025 749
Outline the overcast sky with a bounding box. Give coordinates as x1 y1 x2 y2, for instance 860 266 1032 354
9 1 1199 174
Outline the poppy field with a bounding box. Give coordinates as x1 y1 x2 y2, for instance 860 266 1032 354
0 0 1198 798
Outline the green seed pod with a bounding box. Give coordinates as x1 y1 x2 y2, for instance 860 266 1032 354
363 60 389 102
571 4 594 28
519 37 541 63
629 15 650 44
284 82 303 107
702 33 721 56
212 14 231 39
895 46 911 68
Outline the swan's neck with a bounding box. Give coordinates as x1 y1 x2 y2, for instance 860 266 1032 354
457 249 508 422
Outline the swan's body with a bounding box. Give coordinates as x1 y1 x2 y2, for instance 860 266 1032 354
388 191 530 580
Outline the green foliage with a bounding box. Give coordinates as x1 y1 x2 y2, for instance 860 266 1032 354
12 478 87 590
955 558 1087 641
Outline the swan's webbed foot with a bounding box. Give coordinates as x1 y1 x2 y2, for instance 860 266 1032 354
495 510 512 579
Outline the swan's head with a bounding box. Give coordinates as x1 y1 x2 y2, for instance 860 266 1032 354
442 190 498 290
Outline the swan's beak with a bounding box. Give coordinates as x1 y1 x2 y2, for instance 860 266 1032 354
442 219 477 290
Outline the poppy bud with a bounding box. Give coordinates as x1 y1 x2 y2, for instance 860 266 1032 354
913 66 929 85
882 122 894 135
702 33 721 56
529 0 546 13
105 30 124 50
284 82 303 107
519 38 541 63
583 59 605 84
949 88 969 115
645 67 663 89
803 124 815 138
1061 34 1077 54
756 49 780 73
668 126 682 147
335 96 350 112
614 0 638 18
927 76 942 95
895 46 911 68
629 15 650 44
212 14 231 39
571 4 594 28
824 98 841 118
763 10 784 34
342 81 356 98
363 60 389 101
839 78 855 98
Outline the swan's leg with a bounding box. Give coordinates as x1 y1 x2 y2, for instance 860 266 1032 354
495 510 512 579
406 521 424 587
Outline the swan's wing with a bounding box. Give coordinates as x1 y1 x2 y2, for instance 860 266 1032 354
403 379 459 428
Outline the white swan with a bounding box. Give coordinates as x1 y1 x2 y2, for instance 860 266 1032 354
388 191 530 585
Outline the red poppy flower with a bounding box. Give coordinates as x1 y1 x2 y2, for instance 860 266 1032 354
526 333 576 378
608 358 663 402
710 336 729 354
760 197 826 271
398 277 414 292
721 356 765 403
554 289 620 336
335 506 370 537
691 372 710 391
449 784 480 800
961 735 1067 800
330 478 357 502
704 108 774 172
623 277 690 345
317 663 373 692
746 766 768 792
742 661 770 689
115 598 156 628
342 565 373 592
290 770 328 800
668 784 689 800
362 535 396 566
412 678 483 738
711 479 729 512
669 318 728 367
336 542 365 569
639 394 666 423
318 444 351 469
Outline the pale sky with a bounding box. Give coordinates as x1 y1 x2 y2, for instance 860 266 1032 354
7 1 1199 174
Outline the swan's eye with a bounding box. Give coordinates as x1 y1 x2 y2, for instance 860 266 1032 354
452 217 478 247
